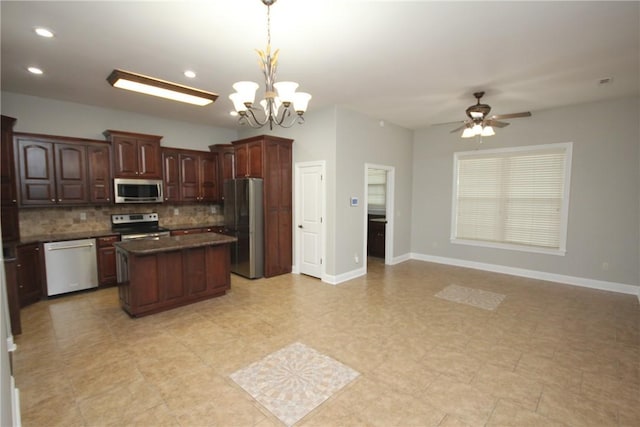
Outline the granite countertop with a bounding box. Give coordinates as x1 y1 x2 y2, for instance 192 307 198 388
114 233 236 255
18 229 118 244
163 222 225 231
369 218 387 223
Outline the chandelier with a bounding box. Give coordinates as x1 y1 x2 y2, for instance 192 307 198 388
229 0 311 130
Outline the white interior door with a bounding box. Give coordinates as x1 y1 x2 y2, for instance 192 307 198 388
297 163 324 278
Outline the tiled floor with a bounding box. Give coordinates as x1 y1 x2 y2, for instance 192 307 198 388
13 258 640 426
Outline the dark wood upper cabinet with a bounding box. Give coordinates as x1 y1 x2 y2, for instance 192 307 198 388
104 130 162 179
234 141 263 178
54 143 88 204
14 133 112 207
231 135 293 277
87 143 112 204
1 115 19 241
209 144 234 201
163 148 219 203
162 148 180 203
16 137 56 206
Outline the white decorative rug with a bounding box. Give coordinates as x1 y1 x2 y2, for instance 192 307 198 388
435 284 506 311
230 342 360 426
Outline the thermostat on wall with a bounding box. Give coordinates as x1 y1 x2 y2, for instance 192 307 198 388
350 196 359 207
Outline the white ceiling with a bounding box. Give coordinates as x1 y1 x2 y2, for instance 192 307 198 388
1 1 638 131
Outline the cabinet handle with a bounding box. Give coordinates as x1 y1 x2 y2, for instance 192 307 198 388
298 225 303 229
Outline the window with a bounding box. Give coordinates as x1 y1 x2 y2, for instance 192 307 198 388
368 169 386 210
451 143 572 255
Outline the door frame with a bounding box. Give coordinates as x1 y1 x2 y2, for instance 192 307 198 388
363 163 395 268
293 160 326 280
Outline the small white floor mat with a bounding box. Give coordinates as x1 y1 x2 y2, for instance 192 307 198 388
230 342 360 426
435 284 506 311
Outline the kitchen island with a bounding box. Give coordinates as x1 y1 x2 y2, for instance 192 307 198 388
114 233 236 317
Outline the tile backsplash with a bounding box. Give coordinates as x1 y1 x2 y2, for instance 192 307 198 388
19 204 224 237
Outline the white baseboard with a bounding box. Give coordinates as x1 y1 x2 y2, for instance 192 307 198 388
390 253 411 265
411 252 640 296
323 266 366 285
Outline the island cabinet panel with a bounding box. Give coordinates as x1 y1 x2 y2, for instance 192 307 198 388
131 255 160 309
117 239 232 317
159 251 184 301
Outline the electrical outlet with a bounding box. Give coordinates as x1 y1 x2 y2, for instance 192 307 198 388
602 262 609 271
79 212 86 221
173 208 179 216
354 253 359 264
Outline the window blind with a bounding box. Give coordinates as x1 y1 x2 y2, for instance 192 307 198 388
453 143 571 253
368 169 386 207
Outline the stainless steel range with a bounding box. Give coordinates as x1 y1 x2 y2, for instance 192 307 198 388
111 212 170 241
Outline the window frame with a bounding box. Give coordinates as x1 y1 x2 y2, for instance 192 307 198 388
450 142 573 256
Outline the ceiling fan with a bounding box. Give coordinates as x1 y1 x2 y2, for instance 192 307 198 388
451 91 531 138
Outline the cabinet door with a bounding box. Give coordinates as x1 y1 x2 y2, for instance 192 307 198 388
97 235 119 287
55 143 88 204
247 142 264 177
138 140 162 178
200 153 218 202
87 144 112 204
179 153 200 202
16 139 56 206
264 140 292 277
16 243 43 307
112 137 139 178
235 144 248 177
162 149 181 202
1 116 17 205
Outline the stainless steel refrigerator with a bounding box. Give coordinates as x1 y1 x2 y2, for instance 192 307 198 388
224 178 264 279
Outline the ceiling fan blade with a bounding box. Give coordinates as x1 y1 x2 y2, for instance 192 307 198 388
490 111 532 120
450 124 468 133
484 119 509 128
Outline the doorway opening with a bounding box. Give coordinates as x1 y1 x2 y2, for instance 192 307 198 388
364 164 394 269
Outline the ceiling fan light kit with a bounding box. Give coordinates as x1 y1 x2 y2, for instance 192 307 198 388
229 0 311 130
107 69 218 106
452 91 531 139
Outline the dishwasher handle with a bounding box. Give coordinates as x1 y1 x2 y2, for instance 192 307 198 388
47 242 94 251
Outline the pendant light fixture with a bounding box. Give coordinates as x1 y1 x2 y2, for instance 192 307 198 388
229 0 311 130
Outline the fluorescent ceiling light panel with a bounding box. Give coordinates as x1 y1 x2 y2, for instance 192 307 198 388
106 69 218 106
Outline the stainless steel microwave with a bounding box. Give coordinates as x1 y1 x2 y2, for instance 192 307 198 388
113 178 163 203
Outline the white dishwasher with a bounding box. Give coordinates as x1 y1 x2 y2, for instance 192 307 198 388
44 238 98 296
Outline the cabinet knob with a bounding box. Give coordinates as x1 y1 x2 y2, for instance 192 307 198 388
51 198 55 202
58 199 62 202
106 198 110 201
12 199 16 203
19 285 23 289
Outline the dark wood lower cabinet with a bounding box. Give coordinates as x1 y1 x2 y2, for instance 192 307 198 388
97 235 119 287
117 243 231 317
367 220 386 258
4 258 21 335
16 243 44 307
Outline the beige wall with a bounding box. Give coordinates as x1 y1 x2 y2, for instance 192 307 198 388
1 92 236 150
411 96 640 289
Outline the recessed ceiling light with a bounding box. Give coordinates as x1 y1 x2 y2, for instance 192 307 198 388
184 70 196 78
28 67 43 75
34 27 54 38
